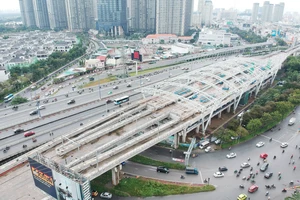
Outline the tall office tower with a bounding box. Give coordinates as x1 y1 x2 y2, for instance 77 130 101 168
65 0 94 31
19 0 36 27
156 0 193 36
96 0 127 36
46 0 68 30
272 2 285 22
252 3 259 22
127 0 156 34
32 0 50 29
203 0 213 26
262 1 274 22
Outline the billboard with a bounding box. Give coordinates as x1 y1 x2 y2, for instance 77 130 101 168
131 50 142 62
29 157 85 200
52 170 83 200
29 157 57 199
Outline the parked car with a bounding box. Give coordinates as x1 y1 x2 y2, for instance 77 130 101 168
67 99 75 104
226 152 237 159
218 166 228 171
248 185 259 193
100 192 112 199
24 131 35 137
205 146 212 152
157 166 169 173
14 128 25 134
38 105 46 110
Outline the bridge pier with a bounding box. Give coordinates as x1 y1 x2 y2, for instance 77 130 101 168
112 165 122 185
227 106 231 113
174 133 179 149
218 112 222 118
181 130 187 143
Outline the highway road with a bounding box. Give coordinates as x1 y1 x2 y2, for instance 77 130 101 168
117 108 300 200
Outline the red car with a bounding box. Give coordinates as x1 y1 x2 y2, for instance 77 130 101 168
248 185 259 193
260 153 268 159
24 131 35 137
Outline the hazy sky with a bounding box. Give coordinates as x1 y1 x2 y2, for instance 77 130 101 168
0 0 299 13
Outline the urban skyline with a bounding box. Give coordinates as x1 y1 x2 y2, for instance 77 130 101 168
1 0 299 13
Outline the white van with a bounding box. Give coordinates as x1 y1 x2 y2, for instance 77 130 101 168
289 117 296 126
199 141 210 149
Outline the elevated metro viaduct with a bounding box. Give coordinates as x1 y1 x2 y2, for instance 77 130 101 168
1 48 299 200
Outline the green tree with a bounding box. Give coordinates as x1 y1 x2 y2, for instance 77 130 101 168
227 118 240 131
285 191 300 200
11 96 28 105
236 126 249 138
190 39 195 43
275 101 294 119
270 111 282 123
260 113 273 127
246 119 262 134
288 89 300 105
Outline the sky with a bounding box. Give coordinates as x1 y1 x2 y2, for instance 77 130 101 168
0 0 299 13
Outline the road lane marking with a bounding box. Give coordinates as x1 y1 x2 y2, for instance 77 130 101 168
260 134 282 143
199 170 204 183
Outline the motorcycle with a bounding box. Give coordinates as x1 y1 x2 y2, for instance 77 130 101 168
180 175 185 179
290 181 294 185
271 184 276 188
239 185 244 189
282 189 287 193
236 173 240 177
265 185 271 189
242 176 246 180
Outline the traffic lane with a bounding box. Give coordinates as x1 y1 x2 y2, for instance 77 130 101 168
122 162 202 184
0 94 144 159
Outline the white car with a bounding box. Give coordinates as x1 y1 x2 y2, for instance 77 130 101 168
38 105 46 110
100 192 112 199
281 142 288 148
213 171 224 178
241 162 251 168
205 146 212 153
226 152 237 159
256 141 265 147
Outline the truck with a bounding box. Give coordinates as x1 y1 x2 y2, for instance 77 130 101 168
185 167 199 175
288 117 296 126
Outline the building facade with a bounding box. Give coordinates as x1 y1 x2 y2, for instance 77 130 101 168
32 0 50 29
203 0 213 26
252 3 259 22
19 0 37 27
46 0 68 30
262 1 274 22
272 2 285 22
156 0 193 36
96 0 127 36
127 0 156 34
65 0 94 31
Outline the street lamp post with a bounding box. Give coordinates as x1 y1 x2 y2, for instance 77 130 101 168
98 86 101 100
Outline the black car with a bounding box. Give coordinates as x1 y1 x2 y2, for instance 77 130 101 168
14 128 25 134
157 166 169 173
67 99 75 104
264 172 273 179
29 110 38 115
218 166 228 171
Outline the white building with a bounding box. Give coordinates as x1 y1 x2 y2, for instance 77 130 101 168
142 34 178 44
198 30 231 46
203 0 213 26
85 59 104 69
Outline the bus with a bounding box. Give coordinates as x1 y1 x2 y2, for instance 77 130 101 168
4 94 14 103
114 96 129 105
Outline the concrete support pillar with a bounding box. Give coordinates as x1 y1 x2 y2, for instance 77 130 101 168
227 106 231 113
196 124 200 133
182 130 187 143
111 166 121 185
174 133 179 149
218 112 222 118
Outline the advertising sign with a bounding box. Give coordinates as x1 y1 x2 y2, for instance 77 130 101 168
52 170 83 200
28 157 57 199
131 50 142 62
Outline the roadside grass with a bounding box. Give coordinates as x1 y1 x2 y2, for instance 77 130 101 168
114 178 215 197
129 155 185 170
90 171 215 197
220 108 294 149
82 76 117 88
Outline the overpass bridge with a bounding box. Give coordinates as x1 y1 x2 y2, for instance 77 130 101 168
1 47 299 200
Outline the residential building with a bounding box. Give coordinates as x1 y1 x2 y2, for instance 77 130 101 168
156 0 193 36
19 0 37 27
262 1 273 22
85 59 105 69
65 0 94 31
96 0 127 36
202 0 213 26
192 12 201 27
127 0 156 34
46 0 68 30
272 2 285 22
53 41 73 52
220 8 237 21
32 0 50 29
252 3 259 22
